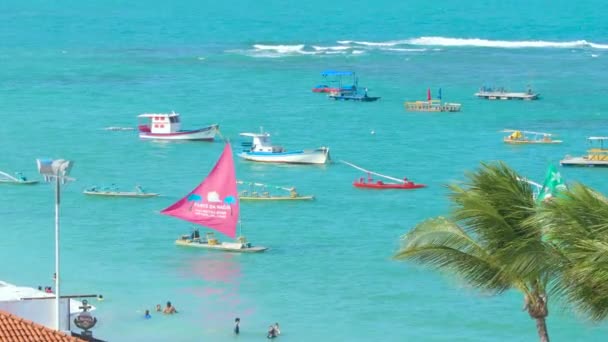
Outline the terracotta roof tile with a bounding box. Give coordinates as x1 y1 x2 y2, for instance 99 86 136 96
0 310 85 342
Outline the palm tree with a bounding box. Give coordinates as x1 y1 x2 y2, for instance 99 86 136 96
532 183 608 322
394 162 557 342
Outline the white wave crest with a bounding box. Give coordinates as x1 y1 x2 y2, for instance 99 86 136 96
409 37 608 49
338 36 608 50
253 44 305 53
311 45 351 51
382 48 427 52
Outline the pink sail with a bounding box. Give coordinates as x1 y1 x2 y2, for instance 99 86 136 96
427 88 432 101
161 143 239 238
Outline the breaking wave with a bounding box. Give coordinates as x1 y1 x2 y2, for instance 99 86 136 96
230 36 608 58
341 37 608 49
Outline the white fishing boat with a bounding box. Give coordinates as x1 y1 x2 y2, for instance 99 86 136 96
237 180 314 201
83 185 159 198
162 143 267 253
561 137 608 167
238 131 329 164
137 112 219 141
0 171 39 185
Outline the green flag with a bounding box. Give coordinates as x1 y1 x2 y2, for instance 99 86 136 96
536 165 567 203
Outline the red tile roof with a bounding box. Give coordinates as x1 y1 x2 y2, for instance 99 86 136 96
0 310 85 341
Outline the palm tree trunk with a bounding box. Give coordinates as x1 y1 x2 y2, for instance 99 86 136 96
535 317 549 342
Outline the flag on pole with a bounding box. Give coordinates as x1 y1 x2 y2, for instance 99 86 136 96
537 165 567 203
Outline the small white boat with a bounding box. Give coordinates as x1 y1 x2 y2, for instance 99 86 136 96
561 137 608 167
83 185 159 198
0 171 39 185
137 112 219 141
238 131 329 164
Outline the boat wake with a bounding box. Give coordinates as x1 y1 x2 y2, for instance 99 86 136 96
231 36 608 58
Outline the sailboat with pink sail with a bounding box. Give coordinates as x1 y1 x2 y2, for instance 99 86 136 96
161 143 267 253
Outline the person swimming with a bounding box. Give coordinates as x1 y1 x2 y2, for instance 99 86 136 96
144 310 151 319
163 301 177 314
155 304 162 312
267 325 277 339
234 317 240 335
273 323 280 336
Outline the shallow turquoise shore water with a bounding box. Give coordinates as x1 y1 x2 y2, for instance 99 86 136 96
2 1 608 341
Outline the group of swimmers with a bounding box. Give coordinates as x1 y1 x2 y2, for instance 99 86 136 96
144 301 177 319
234 318 281 339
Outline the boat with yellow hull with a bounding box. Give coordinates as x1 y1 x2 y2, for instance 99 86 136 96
561 137 608 167
238 180 314 201
405 88 461 112
502 129 562 144
175 232 267 253
161 144 267 254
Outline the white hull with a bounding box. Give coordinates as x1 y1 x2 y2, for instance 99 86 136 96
560 157 608 167
139 125 218 141
83 190 159 197
239 148 330 164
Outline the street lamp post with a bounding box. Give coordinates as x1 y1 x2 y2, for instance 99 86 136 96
36 158 74 331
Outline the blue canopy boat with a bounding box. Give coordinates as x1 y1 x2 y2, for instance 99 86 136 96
312 70 358 93
328 87 380 102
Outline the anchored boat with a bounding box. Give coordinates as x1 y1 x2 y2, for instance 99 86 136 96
342 161 426 190
405 88 461 112
475 86 539 100
83 185 159 198
328 92 380 102
561 137 608 167
239 131 330 164
162 143 267 253
238 181 314 201
137 112 219 141
0 171 38 185
312 70 358 94
502 129 562 144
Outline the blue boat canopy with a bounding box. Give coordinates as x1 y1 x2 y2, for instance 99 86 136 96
321 70 354 76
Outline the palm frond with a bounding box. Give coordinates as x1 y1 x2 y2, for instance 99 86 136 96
448 162 539 254
395 217 511 292
532 183 608 320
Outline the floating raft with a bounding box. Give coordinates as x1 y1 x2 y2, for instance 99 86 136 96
475 90 539 100
405 100 461 112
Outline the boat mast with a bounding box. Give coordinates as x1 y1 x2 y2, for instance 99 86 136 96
341 160 405 183
0 171 19 182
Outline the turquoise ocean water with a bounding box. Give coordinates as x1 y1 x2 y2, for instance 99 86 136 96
2 1 608 340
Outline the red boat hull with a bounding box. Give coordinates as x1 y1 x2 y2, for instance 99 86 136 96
312 87 341 93
353 182 426 189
